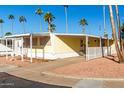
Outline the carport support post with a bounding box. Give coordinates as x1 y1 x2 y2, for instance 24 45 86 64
6 38 8 59
107 38 110 55
86 35 88 61
12 39 14 58
21 37 24 62
100 37 101 47
100 36 102 57
30 34 33 63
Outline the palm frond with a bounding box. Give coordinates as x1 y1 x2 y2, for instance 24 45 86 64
44 12 55 22
79 18 88 26
35 8 43 15
8 14 15 20
0 19 4 23
19 16 27 23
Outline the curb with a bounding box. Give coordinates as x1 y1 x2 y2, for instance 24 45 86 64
42 71 124 81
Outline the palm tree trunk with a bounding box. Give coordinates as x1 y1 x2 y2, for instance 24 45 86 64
115 5 122 51
12 21 14 34
1 24 3 37
22 22 25 34
48 18 51 33
82 26 85 33
103 6 106 35
40 16 42 32
64 6 68 33
48 23 51 33
109 5 124 62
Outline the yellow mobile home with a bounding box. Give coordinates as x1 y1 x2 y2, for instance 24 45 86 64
4 32 115 62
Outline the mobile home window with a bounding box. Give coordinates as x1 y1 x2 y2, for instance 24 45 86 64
33 38 38 46
24 38 30 47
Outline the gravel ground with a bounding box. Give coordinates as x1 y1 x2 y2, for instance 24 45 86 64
51 56 124 78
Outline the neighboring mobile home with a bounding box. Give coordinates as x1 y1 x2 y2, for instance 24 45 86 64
1 32 116 62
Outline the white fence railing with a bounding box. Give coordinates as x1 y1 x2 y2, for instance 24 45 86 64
0 43 13 56
86 46 116 61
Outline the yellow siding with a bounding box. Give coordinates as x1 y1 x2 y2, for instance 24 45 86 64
53 36 82 53
88 37 112 47
53 35 112 54
88 37 100 47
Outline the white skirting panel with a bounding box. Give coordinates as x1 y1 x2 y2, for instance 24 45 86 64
86 47 102 61
27 52 56 59
27 51 80 60
54 52 79 59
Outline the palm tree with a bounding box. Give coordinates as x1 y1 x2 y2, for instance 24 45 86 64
103 6 107 37
108 5 124 62
79 18 88 33
44 12 55 32
19 16 27 34
50 24 56 32
64 5 68 33
8 14 15 34
35 8 43 32
0 19 4 37
115 5 122 51
5 32 12 36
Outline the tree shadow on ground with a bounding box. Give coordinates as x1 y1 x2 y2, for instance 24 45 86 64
0 72 70 88
104 55 119 63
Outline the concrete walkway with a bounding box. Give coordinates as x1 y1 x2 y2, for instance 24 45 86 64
73 79 124 88
0 64 18 72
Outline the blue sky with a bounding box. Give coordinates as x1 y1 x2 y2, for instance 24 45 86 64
0 5 124 38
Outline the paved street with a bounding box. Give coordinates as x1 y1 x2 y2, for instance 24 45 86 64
0 72 69 88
